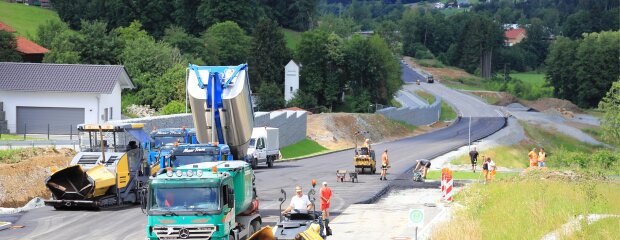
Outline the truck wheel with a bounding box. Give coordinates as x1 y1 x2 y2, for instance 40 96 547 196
250 220 260 235
251 158 258 169
267 156 274 168
371 166 376 174
355 167 361 173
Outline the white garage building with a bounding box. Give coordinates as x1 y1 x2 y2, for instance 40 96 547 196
0 62 134 134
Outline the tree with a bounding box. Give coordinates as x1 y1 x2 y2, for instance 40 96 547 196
545 37 579 100
287 0 320 31
78 20 123 65
36 19 70 49
0 30 21 62
257 81 285 111
248 19 290 91
162 25 208 64
599 80 620 143
316 14 360 38
116 21 175 77
43 31 82 64
518 18 550 67
297 30 345 110
574 31 620 107
202 21 251 65
197 0 261 32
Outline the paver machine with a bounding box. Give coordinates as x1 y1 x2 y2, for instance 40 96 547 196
44 123 152 209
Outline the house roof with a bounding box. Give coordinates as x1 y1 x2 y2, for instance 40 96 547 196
16 37 49 54
0 22 16 33
0 62 134 94
505 28 526 40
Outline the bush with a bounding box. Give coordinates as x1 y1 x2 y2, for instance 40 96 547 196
159 101 186 115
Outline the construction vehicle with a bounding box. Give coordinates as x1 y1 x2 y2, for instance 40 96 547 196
187 63 254 161
44 123 152 209
143 161 261 240
160 143 233 170
246 127 280 168
427 74 434 83
147 127 198 174
353 132 376 174
248 181 326 240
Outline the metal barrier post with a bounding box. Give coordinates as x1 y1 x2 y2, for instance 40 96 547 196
23 123 27 140
48 124 50 140
70 124 73 140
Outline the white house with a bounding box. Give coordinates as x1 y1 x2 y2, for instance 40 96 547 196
0 62 134 134
284 60 300 102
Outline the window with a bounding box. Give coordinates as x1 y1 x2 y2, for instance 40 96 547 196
290 86 293 92
109 107 113 120
104 108 109 121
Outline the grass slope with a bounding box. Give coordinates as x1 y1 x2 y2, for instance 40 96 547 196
510 71 546 87
0 1 60 37
440 101 457 121
414 90 435 104
282 28 301 51
432 175 620 239
280 138 328 159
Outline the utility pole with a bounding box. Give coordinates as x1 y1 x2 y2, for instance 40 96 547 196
468 116 472 151
185 67 189 113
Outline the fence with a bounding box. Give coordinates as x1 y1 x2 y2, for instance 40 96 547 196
0 123 79 141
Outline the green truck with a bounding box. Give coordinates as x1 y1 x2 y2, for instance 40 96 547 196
144 161 261 240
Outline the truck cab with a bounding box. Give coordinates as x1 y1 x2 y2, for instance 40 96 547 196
162 144 233 170
427 74 434 83
147 128 198 173
145 161 261 240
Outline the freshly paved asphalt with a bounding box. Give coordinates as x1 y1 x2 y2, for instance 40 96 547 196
0 63 505 240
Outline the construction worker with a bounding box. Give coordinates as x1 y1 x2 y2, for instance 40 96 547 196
414 159 431 179
528 148 538 167
482 157 496 183
380 149 389 180
282 186 313 215
320 182 332 236
469 146 479 172
538 148 546 167
362 138 370 148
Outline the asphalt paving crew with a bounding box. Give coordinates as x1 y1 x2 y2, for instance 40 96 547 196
282 186 313 215
469 146 479 172
320 182 333 236
414 159 431 179
528 148 538 167
538 148 546 167
380 149 389 180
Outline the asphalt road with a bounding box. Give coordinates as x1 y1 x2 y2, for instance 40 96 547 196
0 63 506 240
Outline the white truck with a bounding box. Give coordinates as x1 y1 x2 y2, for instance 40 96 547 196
246 127 279 169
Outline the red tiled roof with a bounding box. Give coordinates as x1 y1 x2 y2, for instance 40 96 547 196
16 36 49 54
505 28 526 40
0 22 16 33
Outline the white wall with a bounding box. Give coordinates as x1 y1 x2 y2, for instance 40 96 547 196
0 90 104 133
284 61 299 102
99 83 122 122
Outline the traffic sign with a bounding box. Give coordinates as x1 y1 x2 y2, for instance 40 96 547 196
408 208 424 227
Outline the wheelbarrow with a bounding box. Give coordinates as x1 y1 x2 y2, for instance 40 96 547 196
336 170 347 182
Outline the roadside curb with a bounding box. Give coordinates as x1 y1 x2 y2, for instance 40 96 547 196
0 221 11 231
276 147 353 163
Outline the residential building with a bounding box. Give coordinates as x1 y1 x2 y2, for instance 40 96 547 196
0 63 134 134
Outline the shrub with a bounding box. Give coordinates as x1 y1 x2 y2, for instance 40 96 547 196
159 100 186 115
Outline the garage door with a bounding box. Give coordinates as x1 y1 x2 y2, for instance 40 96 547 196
16 107 85 134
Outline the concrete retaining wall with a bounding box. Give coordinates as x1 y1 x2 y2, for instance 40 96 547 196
377 95 441 126
111 110 307 148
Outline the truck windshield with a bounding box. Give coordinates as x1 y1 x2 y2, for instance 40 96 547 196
152 187 219 211
248 138 256 147
153 136 183 149
172 155 216 167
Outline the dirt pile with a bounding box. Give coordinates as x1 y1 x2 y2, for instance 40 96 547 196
307 113 429 149
523 98 582 113
0 148 75 208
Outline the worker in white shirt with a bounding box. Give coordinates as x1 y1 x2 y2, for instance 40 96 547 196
282 185 313 214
